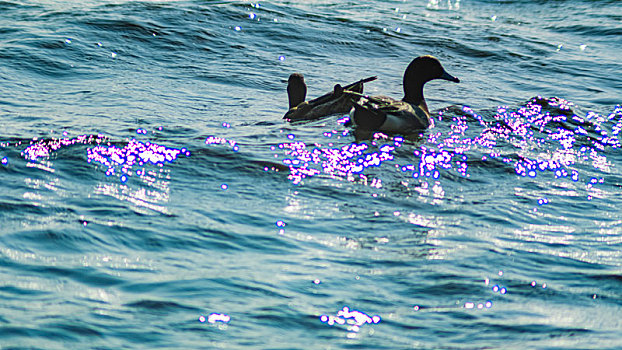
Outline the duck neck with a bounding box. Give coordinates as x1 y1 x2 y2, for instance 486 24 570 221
288 89 305 109
287 79 307 109
402 84 429 114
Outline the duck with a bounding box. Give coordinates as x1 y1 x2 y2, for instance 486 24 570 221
284 74 377 121
345 55 459 133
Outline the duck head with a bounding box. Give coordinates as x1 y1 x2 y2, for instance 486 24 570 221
402 55 459 105
287 73 307 109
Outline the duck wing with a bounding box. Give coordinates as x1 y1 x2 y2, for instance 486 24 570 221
344 91 429 132
342 92 395 130
344 91 406 114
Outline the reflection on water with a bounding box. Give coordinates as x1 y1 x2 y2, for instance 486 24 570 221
199 313 231 324
320 306 380 339
399 97 621 202
280 133 400 185
87 137 190 182
22 134 108 161
87 137 189 213
94 181 170 214
1 0 621 347
427 0 461 11
18 132 190 213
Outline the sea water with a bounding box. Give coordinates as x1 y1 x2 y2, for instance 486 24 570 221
1 0 621 348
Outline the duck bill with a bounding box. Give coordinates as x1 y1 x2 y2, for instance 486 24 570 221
440 70 460 83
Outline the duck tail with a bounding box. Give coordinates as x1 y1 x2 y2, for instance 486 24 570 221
344 76 377 93
341 90 367 101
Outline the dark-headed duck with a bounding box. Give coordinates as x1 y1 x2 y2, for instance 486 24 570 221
346 56 459 133
284 74 377 121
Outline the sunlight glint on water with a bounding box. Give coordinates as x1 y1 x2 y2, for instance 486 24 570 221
0 0 621 348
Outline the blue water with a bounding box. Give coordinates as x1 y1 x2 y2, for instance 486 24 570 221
1 0 622 348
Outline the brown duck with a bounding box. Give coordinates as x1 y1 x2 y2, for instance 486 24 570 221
284 74 376 121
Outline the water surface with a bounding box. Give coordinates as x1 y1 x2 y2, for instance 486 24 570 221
1 0 621 348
